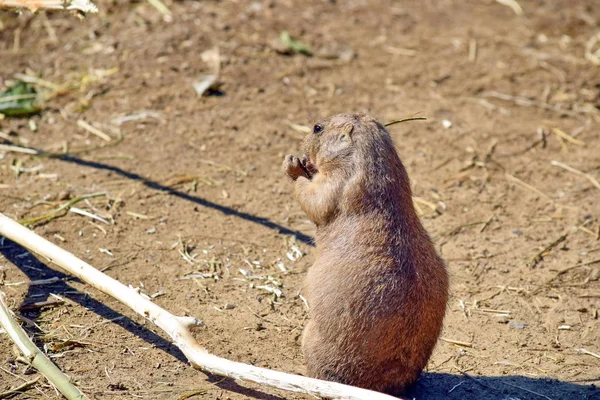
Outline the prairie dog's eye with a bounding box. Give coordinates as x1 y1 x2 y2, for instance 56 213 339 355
313 124 323 134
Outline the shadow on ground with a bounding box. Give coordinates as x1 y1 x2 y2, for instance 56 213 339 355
3 240 599 400
411 371 600 400
0 239 287 400
0 238 188 364
3 156 597 400
55 153 314 246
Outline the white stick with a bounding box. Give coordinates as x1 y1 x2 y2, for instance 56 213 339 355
495 0 523 15
0 213 399 400
0 0 98 13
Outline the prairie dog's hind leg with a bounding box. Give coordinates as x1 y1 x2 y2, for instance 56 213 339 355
302 321 333 379
301 321 349 383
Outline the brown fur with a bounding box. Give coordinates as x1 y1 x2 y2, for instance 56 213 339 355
282 113 449 395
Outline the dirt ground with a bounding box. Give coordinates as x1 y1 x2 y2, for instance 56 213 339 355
0 0 599 399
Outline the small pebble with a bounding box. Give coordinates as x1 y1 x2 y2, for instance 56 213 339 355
508 321 527 329
58 190 71 200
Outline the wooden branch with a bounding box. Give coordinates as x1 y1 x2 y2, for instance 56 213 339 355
0 291 89 400
0 213 399 400
0 0 98 13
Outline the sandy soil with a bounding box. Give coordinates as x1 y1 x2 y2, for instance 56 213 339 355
0 0 599 399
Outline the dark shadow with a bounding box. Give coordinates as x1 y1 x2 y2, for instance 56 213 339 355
12 154 596 400
411 372 600 400
205 373 287 400
54 154 314 246
4 241 600 399
1 239 290 400
1 238 188 364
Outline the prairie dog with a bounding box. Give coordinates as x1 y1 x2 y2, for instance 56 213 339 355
283 113 448 395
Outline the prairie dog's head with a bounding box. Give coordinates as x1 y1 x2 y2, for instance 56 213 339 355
302 113 386 175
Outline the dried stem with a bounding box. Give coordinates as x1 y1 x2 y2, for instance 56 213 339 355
0 213 399 400
551 160 600 192
528 231 570 268
0 377 40 399
0 0 97 12
384 117 427 127
495 0 523 15
19 192 107 227
0 291 88 400
505 173 554 203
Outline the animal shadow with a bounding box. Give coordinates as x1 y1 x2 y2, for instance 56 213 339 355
410 372 599 400
55 153 314 246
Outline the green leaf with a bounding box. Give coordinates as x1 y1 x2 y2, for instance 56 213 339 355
0 81 41 117
280 31 312 56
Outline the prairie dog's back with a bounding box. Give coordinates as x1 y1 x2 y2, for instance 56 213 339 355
283 113 448 395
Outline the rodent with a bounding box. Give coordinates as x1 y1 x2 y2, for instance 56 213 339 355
282 113 448 395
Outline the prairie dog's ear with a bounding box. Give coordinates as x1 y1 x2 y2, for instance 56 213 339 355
339 122 354 142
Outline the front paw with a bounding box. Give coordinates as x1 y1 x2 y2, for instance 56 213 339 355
283 154 308 180
301 154 318 177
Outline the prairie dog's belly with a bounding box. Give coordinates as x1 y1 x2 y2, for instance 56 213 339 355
306 256 415 323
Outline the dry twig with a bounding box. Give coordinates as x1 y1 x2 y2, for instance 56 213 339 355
20 192 106 227
0 0 97 12
0 291 88 400
501 381 552 400
440 337 473 348
0 213 398 400
385 112 426 127
550 160 600 192
528 232 569 268
549 258 600 282
0 377 40 399
482 91 598 122
505 173 553 203
576 348 600 360
77 120 112 142
495 0 523 15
